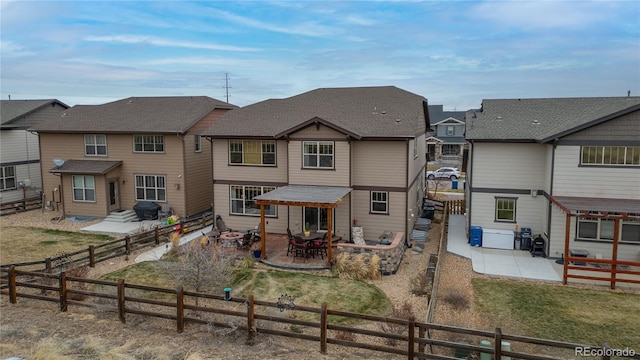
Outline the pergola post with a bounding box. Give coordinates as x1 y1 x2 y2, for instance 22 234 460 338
327 205 333 267
610 218 620 289
260 205 266 259
563 213 570 285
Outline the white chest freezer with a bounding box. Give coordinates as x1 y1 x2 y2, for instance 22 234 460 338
482 229 514 250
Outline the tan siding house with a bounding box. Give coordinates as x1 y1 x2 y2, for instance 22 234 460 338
202 86 429 241
0 100 68 204
31 97 236 219
466 97 640 264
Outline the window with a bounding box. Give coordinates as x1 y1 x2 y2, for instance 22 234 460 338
135 175 166 201
72 175 95 202
195 135 202 153
413 138 418 158
303 141 334 169
303 207 333 231
495 197 516 222
578 217 640 243
371 191 389 214
134 135 164 153
85 134 107 156
229 140 275 165
0 166 16 190
446 125 455 136
581 146 640 166
230 185 276 216
442 144 460 156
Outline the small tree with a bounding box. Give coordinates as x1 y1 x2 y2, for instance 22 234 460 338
426 177 449 199
170 238 235 305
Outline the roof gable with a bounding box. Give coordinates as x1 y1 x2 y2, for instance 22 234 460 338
31 96 236 134
204 86 428 139
465 97 640 142
1 99 69 126
433 117 465 126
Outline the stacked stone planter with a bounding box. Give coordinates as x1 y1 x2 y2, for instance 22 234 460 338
336 232 406 275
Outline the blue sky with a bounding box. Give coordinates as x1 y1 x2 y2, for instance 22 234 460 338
1 1 639 110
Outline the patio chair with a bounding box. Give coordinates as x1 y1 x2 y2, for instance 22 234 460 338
309 224 318 233
158 205 172 223
286 228 296 256
250 223 261 242
312 232 328 259
292 235 313 260
215 215 229 233
238 233 253 250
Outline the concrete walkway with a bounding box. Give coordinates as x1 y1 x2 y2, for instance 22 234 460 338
134 225 213 263
447 215 561 282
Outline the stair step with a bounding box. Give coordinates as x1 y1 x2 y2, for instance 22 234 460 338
104 210 138 223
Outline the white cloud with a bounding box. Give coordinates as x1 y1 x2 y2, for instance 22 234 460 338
84 35 260 52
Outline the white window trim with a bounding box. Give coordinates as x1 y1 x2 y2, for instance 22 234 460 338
72 175 96 202
84 134 107 157
577 217 640 244
446 125 455 136
230 185 277 216
495 197 516 222
228 140 276 166
195 135 202 153
370 191 389 214
302 141 334 169
0 166 17 191
133 135 165 153
580 146 640 166
134 174 167 202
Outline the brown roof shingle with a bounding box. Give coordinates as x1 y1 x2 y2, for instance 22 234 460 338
202 86 428 138
31 96 236 134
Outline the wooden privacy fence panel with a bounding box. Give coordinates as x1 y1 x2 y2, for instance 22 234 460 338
444 199 465 215
2 266 616 360
0 196 43 216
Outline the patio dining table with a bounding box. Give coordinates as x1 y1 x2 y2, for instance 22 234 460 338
295 232 321 242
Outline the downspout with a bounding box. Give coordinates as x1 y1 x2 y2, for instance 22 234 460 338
467 140 474 235
404 138 412 248
547 139 558 255
348 136 352 238
180 133 187 217
208 136 215 215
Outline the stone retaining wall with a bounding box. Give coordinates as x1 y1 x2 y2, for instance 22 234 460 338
336 232 406 275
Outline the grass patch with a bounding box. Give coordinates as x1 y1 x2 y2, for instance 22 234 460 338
472 278 640 348
0 227 115 265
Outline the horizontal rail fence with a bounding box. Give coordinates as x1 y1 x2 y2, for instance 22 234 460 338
3 267 627 360
0 196 43 216
0 213 214 288
565 257 640 290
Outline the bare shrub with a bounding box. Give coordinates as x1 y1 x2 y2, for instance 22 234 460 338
334 330 356 342
379 300 415 346
333 253 379 280
442 291 470 310
410 271 432 296
368 254 382 280
66 265 89 301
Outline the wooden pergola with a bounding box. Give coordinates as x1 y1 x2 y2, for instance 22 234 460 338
550 195 640 289
253 185 352 267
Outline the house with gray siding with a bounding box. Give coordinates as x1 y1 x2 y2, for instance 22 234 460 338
30 97 237 219
426 105 467 168
465 96 640 265
201 86 429 242
0 99 68 204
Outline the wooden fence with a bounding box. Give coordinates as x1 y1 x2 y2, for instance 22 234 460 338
2 266 624 360
0 196 43 216
0 213 214 275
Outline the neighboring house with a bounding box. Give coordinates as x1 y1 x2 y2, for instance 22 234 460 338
0 99 69 204
426 105 467 168
30 96 237 218
465 96 640 262
201 86 429 241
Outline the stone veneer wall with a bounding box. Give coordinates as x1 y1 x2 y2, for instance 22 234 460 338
336 232 406 275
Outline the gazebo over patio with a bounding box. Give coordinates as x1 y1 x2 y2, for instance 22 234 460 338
253 185 352 266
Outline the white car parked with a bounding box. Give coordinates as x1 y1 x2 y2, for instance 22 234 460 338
426 167 461 180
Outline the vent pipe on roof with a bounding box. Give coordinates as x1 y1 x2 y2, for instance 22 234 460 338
628 90 631 98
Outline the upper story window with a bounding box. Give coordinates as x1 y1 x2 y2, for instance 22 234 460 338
371 191 389 214
85 134 107 156
135 174 166 201
495 197 516 222
72 175 95 202
581 146 640 166
446 125 455 136
229 140 276 165
0 166 16 190
230 185 276 216
134 135 164 153
303 141 334 169
195 135 202 153
577 217 639 244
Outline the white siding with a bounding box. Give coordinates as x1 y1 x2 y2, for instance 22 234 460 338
470 192 544 235
472 143 546 190
553 145 640 198
0 130 42 203
351 190 406 240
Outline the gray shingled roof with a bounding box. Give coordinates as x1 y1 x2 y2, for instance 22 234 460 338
254 185 352 206
202 86 428 138
49 159 122 174
466 97 640 142
1 99 68 126
31 96 236 134
428 105 466 124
